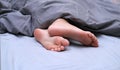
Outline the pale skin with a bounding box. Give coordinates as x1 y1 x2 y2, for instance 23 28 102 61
34 18 98 52
34 29 69 52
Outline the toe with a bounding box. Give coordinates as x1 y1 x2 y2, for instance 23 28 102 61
87 32 94 38
91 35 98 47
54 48 58 51
84 32 93 45
60 46 65 51
57 47 62 52
50 49 55 51
92 42 98 47
92 39 98 47
61 38 70 46
89 34 98 47
54 37 61 45
86 31 98 47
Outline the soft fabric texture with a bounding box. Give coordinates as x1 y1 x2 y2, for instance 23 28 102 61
0 0 120 36
1 33 120 70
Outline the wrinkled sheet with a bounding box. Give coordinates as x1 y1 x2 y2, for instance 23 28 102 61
1 33 120 70
0 0 120 36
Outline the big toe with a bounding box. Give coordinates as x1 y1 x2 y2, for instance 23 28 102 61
61 38 70 46
53 37 69 51
55 37 69 47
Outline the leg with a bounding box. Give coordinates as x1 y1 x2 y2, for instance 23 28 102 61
48 18 98 47
34 28 69 52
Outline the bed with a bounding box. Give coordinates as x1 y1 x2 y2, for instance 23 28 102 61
1 33 120 70
1 0 120 70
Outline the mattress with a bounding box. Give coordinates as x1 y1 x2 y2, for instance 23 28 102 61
1 33 120 70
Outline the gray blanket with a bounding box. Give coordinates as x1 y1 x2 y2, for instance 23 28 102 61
0 0 120 36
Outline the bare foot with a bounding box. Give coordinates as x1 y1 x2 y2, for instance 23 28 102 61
34 28 69 52
48 18 98 47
